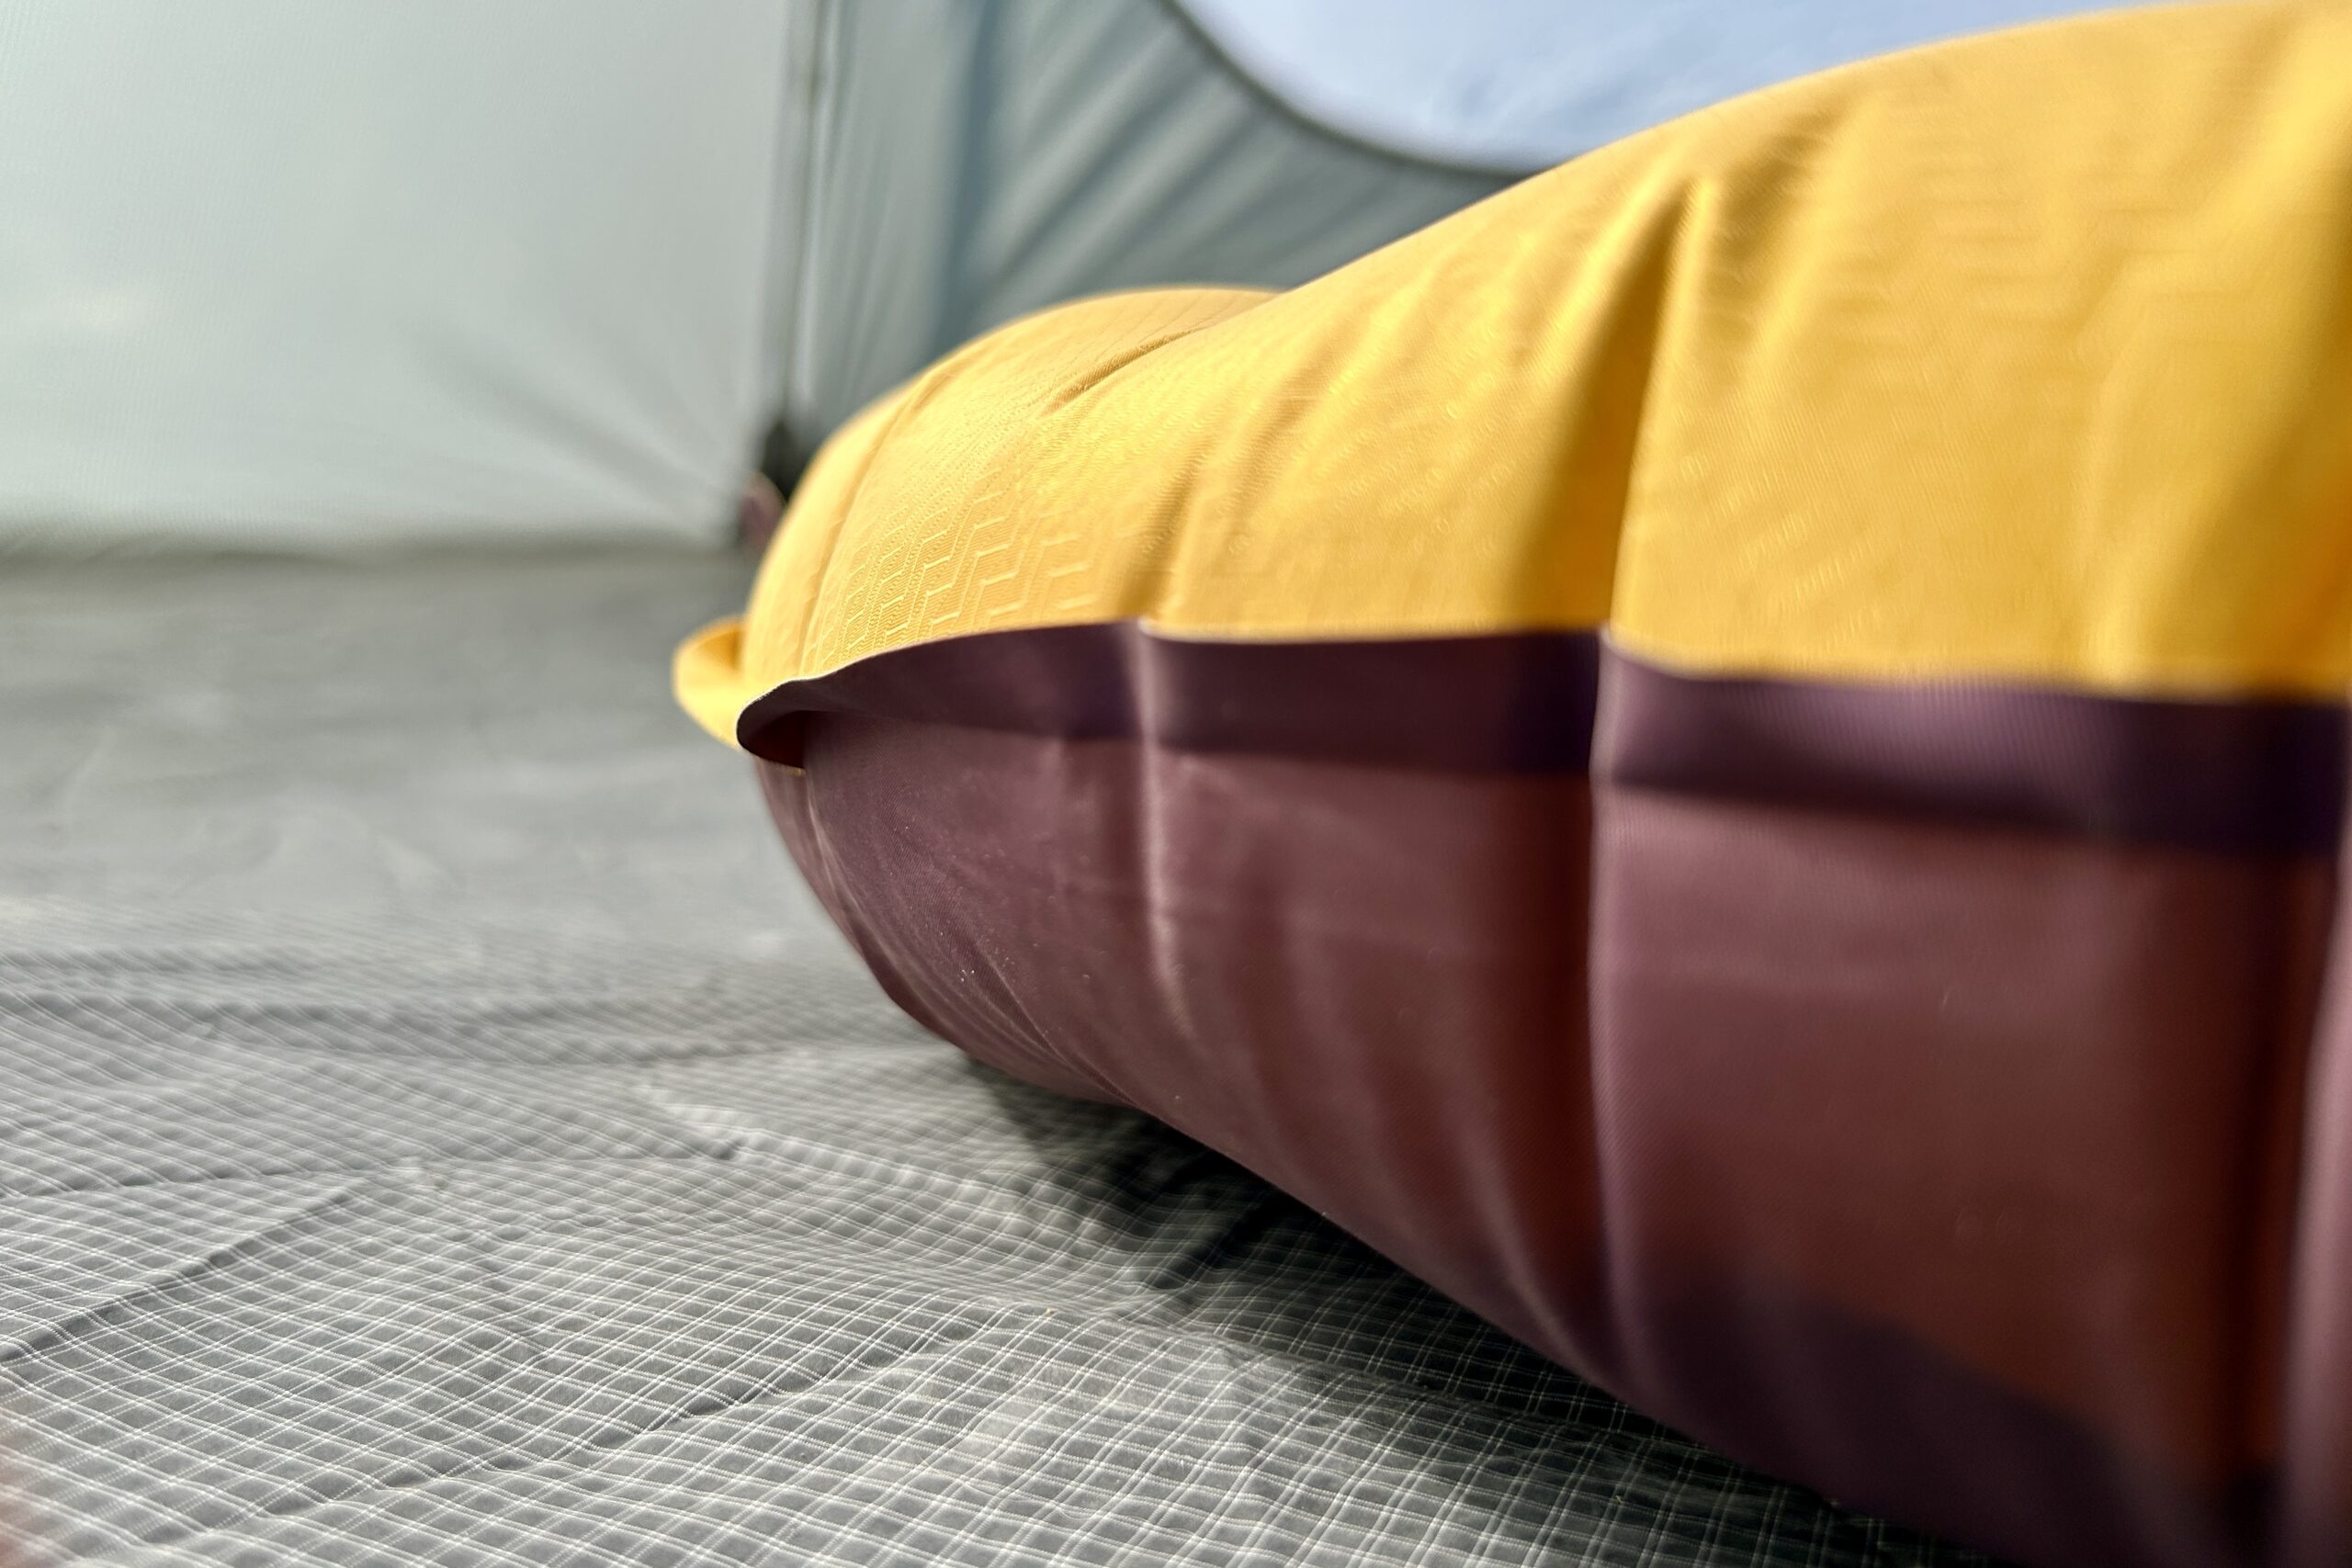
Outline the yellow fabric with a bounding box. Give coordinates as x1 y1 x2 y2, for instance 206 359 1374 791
681 0 2352 748
673 620 757 747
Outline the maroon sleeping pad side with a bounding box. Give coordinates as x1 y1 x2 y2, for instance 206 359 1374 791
741 627 2352 1568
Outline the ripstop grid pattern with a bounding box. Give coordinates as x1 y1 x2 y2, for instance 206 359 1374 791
0 902 1989 1568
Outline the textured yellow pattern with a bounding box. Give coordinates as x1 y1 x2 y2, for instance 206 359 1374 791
682 0 2352 745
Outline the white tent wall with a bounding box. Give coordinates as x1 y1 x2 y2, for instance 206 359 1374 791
0 0 2140 551
0 1 792 551
0 0 1503 552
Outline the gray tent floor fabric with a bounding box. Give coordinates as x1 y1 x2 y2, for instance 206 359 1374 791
0 552 1987 1566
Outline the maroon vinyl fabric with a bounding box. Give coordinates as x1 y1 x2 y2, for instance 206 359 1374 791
741 630 2352 1568
2283 833 2352 1568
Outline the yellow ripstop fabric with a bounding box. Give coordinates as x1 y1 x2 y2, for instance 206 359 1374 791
680 0 2352 748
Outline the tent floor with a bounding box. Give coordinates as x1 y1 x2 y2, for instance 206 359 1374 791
0 550 1982 1566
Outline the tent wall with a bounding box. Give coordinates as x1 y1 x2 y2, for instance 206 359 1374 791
0 0 1504 551
0 0 2138 549
0 1 791 550
773 0 1503 453
769 0 2141 454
